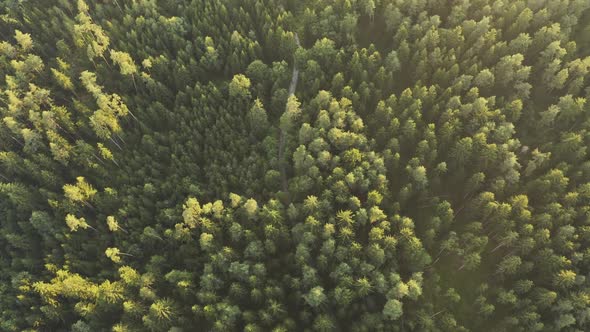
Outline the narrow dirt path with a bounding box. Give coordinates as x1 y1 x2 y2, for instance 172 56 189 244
278 33 300 201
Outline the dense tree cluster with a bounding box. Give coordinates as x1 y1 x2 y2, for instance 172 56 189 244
1 0 590 331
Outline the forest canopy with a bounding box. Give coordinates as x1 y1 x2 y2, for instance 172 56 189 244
1 0 590 331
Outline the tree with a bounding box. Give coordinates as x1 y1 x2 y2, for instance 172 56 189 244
110 50 138 90
497 256 522 276
304 286 327 308
106 216 122 232
14 30 33 52
182 197 202 228
65 214 90 232
248 99 268 137
110 50 137 76
51 68 74 91
383 299 403 320
554 270 577 288
243 198 258 218
280 95 301 131
229 74 251 99
63 177 97 206
105 247 122 263
73 0 110 61
80 70 130 139
144 299 176 331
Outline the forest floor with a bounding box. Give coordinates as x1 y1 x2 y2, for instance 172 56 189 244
279 33 301 201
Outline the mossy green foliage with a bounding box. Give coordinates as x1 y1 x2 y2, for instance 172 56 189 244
1 0 590 331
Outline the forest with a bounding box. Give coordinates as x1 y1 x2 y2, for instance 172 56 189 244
1 0 590 331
